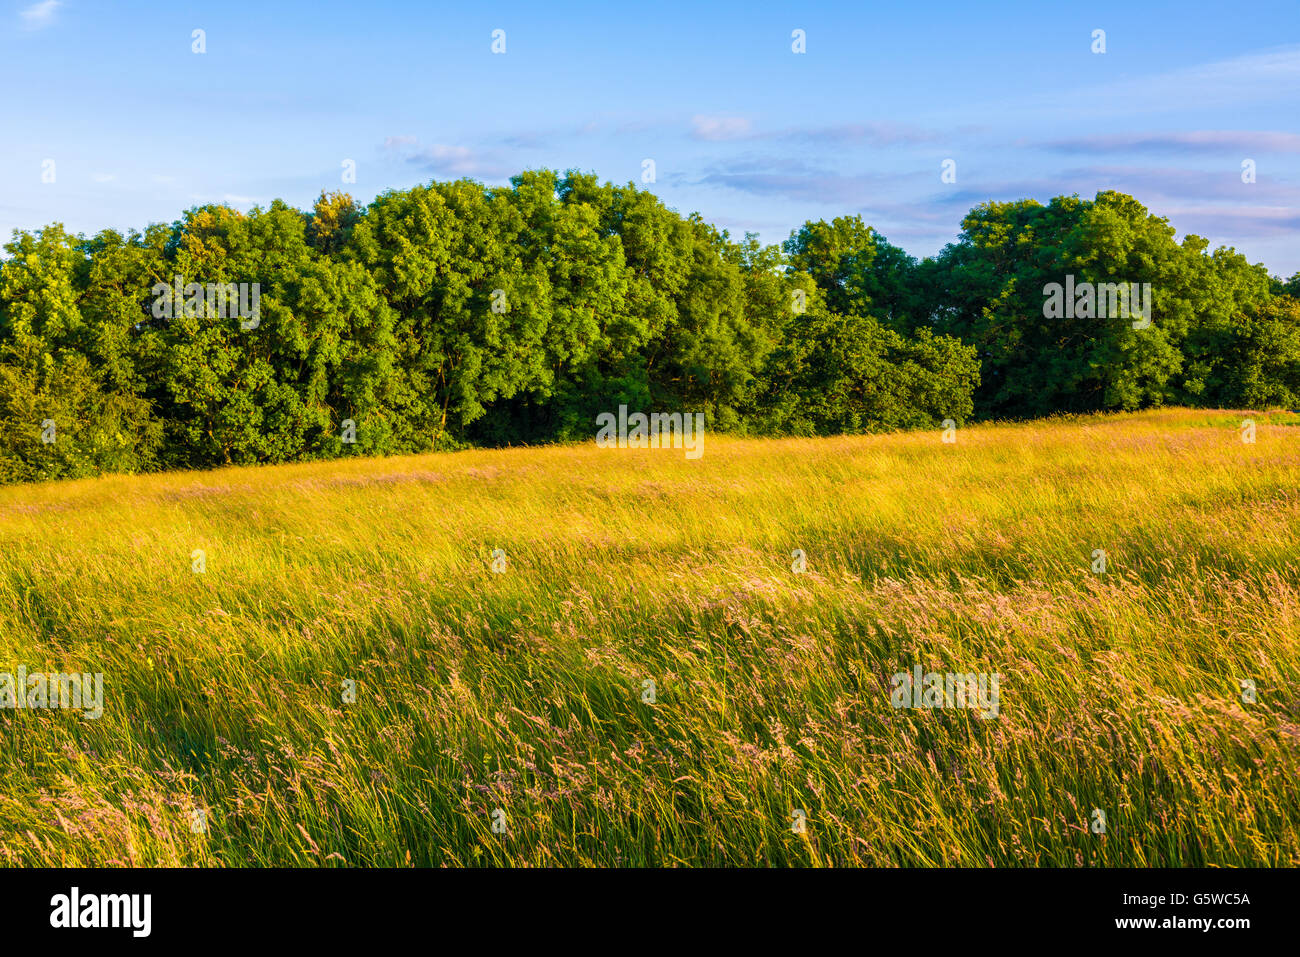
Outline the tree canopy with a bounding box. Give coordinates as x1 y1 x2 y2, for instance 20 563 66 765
1 174 1295 483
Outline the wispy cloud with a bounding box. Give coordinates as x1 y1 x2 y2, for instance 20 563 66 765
1039 131 1300 155
772 123 944 147
690 115 753 142
19 0 60 30
689 116 942 146
902 166 1300 250
384 139 512 180
683 157 894 208
1055 165 1300 204
687 153 1300 258
1157 204 1300 238
493 117 659 149
1011 45 1300 119
1113 45 1300 109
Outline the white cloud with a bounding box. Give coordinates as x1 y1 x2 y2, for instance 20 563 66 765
1039 45 1300 118
690 115 752 141
421 144 472 163
19 0 60 30
391 139 511 179
1041 130 1300 155
688 116 940 147
1124 46 1300 108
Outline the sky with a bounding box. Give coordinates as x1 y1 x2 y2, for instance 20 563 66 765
2 0 1297 276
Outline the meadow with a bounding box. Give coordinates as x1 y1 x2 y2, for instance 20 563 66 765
0 408 1297 867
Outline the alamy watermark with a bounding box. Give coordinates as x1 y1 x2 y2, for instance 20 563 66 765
595 405 705 459
151 276 261 330
50 887 150 937
0 667 103 719
1043 275 1151 329
890 665 1001 719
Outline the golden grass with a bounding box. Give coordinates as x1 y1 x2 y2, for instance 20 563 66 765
0 408 1297 866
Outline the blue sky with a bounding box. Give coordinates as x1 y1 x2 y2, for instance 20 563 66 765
3 0 1297 276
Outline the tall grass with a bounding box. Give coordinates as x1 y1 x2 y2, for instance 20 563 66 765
0 408 1297 866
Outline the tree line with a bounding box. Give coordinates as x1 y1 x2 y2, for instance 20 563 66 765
2 170 1297 484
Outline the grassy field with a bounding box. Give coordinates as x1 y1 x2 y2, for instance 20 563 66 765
0 408 1297 867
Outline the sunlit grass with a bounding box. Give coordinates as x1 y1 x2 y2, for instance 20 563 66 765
0 408 1297 866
